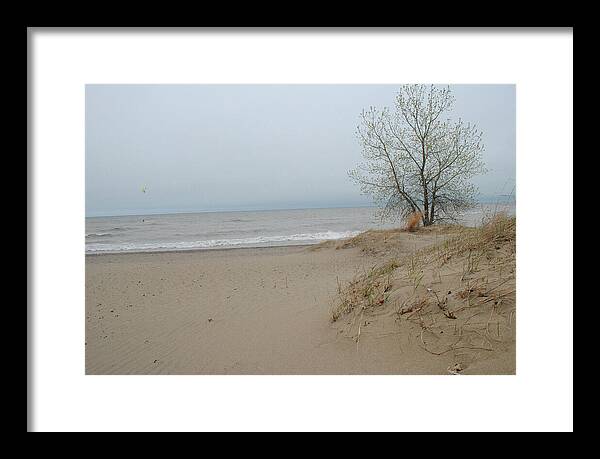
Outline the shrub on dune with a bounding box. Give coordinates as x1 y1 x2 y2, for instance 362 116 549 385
406 212 422 232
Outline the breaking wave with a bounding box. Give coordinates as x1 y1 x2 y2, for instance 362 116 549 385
85 230 361 253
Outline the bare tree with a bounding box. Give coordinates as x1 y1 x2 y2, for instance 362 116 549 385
349 85 486 226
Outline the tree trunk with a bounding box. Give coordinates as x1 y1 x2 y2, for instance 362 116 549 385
421 176 430 226
422 198 430 226
420 143 430 226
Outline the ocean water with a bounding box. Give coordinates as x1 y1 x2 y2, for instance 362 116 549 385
85 203 515 254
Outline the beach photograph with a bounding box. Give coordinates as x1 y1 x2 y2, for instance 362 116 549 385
85 84 516 375
29 28 572 432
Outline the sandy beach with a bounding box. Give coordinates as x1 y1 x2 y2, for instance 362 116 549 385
86 219 516 375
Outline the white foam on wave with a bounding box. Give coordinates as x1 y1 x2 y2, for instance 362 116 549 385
85 230 361 253
86 232 112 238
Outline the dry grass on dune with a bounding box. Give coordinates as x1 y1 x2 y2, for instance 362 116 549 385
430 213 516 262
334 228 408 255
330 213 516 366
311 222 460 257
331 260 399 322
310 228 405 255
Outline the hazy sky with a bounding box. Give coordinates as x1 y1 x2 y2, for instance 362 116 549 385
86 84 515 217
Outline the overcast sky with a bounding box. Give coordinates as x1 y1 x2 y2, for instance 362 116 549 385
86 84 515 217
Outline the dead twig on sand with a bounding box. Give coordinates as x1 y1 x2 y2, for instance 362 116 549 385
356 309 365 351
419 344 494 356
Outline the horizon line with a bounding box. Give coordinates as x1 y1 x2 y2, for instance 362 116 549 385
86 203 378 219
86 196 515 219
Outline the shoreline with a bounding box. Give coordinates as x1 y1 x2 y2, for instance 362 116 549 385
85 204 516 258
85 242 317 257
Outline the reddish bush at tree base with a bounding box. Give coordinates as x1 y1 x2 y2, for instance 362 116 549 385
406 212 422 232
